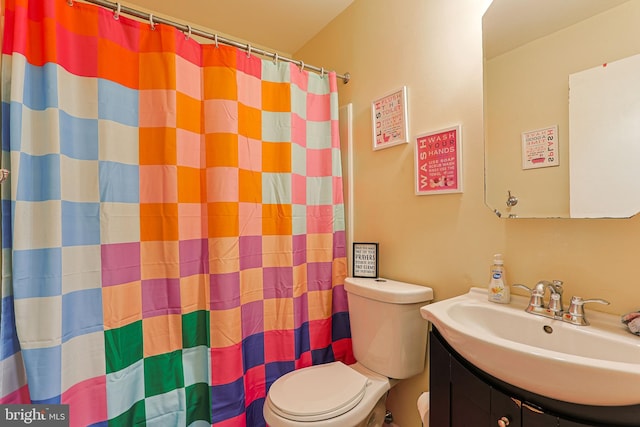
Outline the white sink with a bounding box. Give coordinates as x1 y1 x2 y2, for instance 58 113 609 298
420 287 640 406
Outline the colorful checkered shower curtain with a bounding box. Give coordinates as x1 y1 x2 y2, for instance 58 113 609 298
0 0 354 425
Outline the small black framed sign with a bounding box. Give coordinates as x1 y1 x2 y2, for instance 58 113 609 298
352 242 379 278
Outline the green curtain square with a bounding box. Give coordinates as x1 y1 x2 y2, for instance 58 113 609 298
186 382 212 424
108 399 146 427
182 310 210 348
105 321 144 374
144 350 185 397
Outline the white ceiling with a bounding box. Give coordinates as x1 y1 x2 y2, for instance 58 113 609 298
483 0 631 59
121 0 355 55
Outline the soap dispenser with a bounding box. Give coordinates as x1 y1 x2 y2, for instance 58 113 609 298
488 254 510 303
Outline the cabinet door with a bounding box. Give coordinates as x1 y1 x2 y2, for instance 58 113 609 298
429 331 451 427
451 356 491 427
558 419 598 427
491 389 522 427
522 402 558 427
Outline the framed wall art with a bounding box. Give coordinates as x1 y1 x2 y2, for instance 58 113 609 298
352 242 379 278
371 86 409 150
415 124 463 195
522 125 558 170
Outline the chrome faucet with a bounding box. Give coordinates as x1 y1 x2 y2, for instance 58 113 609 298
545 280 564 315
564 296 610 326
512 280 609 326
513 281 546 313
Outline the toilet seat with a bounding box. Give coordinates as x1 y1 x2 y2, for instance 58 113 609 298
266 361 369 422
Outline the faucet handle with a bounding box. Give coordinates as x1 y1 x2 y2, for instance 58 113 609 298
565 296 610 326
513 283 544 296
512 284 544 309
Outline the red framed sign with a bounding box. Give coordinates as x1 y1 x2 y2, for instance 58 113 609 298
414 125 463 195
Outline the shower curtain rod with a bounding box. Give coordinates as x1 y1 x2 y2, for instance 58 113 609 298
75 0 351 84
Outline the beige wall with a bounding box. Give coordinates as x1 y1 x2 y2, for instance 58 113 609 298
296 0 640 426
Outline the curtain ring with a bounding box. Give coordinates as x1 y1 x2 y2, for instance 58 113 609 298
0 169 9 184
273 52 279 65
320 67 325 78
299 60 305 72
214 34 219 48
113 2 121 20
247 44 252 58
149 14 156 30
184 25 192 40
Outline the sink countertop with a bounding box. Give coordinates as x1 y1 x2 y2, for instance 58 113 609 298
420 287 640 406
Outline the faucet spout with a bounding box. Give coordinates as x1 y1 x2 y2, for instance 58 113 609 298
545 280 564 313
545 279 563 295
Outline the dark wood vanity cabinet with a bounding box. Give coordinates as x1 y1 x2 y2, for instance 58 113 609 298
429 328 639 427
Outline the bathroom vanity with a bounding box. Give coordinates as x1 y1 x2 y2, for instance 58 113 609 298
429 327 640 427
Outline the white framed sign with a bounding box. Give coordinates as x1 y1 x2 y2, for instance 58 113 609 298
522 125 558 170
371 86 409 150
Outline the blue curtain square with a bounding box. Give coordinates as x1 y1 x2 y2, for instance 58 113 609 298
0 295 21 360
98 80 138 127
61 201 100 246
99 161 139 203
13 248 62 299
60 111 99 160
16 153 61 201
211 378 245 424
23 63 59 111
22 346 62 402
61 288 104 343
241 332 264 372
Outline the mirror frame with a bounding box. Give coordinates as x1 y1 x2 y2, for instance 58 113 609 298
483 0 640 218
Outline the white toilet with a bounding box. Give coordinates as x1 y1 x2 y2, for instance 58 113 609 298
263 277 434 427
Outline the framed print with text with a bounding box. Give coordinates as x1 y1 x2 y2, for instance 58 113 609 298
415 124 463 195
372 86 409 150
352 242 379 278
522 125 558 170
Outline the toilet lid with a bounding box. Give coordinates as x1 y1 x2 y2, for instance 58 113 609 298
267 361 369 422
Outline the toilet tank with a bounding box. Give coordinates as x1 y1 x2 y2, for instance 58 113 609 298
344 277 434 379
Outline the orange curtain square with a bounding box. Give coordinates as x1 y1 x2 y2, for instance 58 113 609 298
177 166 202 203
139 51 176 90
238 103 261 140
140 240 181 280
142 314 183 357
140 203 179 241
238 169 262 203
98 39 139 89
205 133 238 167
203 66 238 101
140 127 177 165
207 202 239 238
176 92 202 134
262 142 291 173
102 282 142 330
262 203 292 236
262 81 291 112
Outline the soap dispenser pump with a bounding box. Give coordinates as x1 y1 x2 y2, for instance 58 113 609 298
488 254 510 303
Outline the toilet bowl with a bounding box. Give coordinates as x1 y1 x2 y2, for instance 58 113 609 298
264 362 390 427
263 277 434 427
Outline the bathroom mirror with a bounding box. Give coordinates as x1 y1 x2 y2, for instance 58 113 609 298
483 0 640 218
